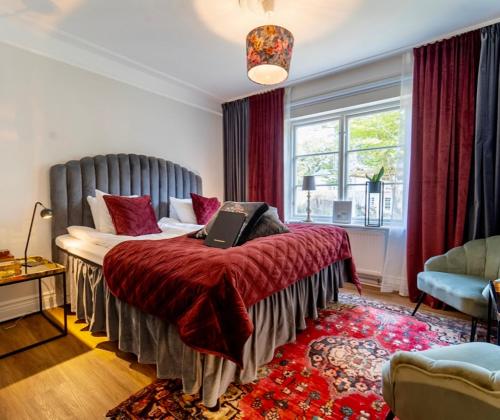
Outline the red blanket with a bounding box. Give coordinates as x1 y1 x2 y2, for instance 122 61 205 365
103 224 360 366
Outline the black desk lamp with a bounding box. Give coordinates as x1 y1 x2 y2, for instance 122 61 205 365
23 201 52 268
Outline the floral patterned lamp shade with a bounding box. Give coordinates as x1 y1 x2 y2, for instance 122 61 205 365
246 25 294 85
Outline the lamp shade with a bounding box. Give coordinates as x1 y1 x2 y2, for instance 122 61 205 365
246 25 294 85
40 208 53 219
302 175 316 191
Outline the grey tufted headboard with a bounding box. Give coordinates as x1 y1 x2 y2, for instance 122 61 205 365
50 153 202 261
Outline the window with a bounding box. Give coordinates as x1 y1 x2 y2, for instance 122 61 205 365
293 119 340 217
290 102 403 223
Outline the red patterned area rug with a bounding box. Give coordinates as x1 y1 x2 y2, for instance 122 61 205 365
107 293 476 420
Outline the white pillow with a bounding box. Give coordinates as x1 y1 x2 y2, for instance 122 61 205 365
87 189 137 234
169 197 197 224
95 190 118 234
87 196 99 228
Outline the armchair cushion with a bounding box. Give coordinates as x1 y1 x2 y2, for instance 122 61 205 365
417 271 488 319
418 343 500 375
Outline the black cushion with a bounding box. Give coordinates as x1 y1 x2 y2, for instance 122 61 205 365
245 206 289 241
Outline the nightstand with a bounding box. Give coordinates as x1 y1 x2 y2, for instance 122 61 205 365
0 256 67 358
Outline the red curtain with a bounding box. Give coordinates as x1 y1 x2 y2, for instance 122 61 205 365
248 88 285 218
407 31 480 304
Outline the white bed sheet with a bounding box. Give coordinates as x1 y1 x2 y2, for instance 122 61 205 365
56 235 108 265
56 217 204 265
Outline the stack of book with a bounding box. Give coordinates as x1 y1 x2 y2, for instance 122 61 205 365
0 249 14 261
0 249 21 278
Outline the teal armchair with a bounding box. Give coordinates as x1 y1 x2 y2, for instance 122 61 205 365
412 236 500 340
382 342 500 420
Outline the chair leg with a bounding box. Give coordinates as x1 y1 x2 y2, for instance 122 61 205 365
412 292 426 316
470 318 478 342
385 410 395 420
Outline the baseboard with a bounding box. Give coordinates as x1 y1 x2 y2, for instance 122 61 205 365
0 289 63 323
358 271 382 289
358 269 382 279
359 280 381 289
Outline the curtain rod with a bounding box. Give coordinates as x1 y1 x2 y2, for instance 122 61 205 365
285 15 500 90
225 15 500 104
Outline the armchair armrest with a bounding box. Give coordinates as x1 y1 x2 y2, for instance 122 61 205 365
382 344 500 419
388 346 500 392
424 254 448 272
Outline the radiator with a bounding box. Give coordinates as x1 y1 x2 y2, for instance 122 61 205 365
345 227 387 282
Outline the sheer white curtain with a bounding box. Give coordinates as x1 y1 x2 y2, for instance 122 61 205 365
380 52 413 295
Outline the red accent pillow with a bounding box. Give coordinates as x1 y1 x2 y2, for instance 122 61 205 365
103 195 161 236
190 193 221 225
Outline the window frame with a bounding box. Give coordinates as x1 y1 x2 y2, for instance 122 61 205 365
289 99 401 223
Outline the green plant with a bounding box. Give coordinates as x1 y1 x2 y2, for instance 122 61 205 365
365 167 385 183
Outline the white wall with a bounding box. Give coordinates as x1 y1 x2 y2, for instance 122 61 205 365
0 42 223 320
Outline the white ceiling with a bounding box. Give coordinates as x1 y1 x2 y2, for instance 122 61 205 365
2 0 500 105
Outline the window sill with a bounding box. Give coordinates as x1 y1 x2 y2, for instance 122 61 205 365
286 219 390 232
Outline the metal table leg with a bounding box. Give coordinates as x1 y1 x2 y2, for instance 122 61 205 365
487 293 492 343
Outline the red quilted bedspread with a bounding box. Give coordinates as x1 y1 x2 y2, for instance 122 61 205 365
103 224 360 366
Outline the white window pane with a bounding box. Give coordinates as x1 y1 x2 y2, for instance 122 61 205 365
345 185 366 221
346 147 403 184
296 154 338 185
294 186 338 217
345 183 404 223
295 120 339 155
348 109 400 151
383 183 404 222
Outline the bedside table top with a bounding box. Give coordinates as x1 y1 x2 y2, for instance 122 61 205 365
489 280 500 317
0 256 65 286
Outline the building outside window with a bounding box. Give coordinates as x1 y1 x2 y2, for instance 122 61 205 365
290 100 403 224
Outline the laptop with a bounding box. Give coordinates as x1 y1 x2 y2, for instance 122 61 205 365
204 211 246 249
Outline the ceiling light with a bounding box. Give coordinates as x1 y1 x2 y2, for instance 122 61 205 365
246 24 294 85
244 0 293 85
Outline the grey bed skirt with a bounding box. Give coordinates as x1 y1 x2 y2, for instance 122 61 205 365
64 253 347 407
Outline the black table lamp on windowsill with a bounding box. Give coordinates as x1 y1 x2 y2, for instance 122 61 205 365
23 201 53 268
302 175 316 223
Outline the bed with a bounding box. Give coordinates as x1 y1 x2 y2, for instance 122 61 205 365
50 153 358 408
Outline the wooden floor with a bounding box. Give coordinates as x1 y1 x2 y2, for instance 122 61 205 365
0 284 463 420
